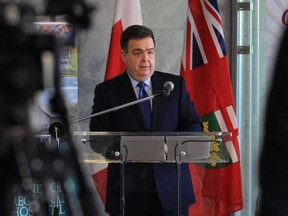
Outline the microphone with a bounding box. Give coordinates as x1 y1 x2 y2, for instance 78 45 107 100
163 81 174 97
49 122 65 139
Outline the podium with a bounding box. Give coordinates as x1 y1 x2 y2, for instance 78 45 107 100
74 131 232 216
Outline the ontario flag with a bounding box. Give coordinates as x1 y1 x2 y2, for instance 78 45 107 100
91 0 143 213
180 0 243 215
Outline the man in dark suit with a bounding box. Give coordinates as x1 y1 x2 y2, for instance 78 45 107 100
90 25 202 216
259 27 288 216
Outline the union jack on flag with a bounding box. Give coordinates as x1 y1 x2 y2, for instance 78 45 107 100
182 0 227 71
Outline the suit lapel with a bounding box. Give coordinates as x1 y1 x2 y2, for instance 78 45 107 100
151 72 165 130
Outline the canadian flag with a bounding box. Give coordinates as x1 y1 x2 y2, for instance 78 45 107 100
104 0 143 81
91 0 143 213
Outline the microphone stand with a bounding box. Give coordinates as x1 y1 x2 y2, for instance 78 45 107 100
48 122 65 216
53 126 60 216
74 91 162 123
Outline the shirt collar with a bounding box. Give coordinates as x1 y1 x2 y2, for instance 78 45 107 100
127 72 152 89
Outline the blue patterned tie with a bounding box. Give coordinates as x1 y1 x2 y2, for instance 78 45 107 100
137 82 151 129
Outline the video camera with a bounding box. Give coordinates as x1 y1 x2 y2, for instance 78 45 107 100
0 1 97 215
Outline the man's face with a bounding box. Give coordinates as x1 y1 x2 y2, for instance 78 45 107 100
121 37 155 82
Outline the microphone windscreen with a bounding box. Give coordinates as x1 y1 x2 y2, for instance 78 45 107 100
163 81 174 97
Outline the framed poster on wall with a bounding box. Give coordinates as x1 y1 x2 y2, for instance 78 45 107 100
33 22 78 132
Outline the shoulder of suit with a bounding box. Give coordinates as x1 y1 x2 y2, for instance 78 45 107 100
153 71 182 81
97 72 127 87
